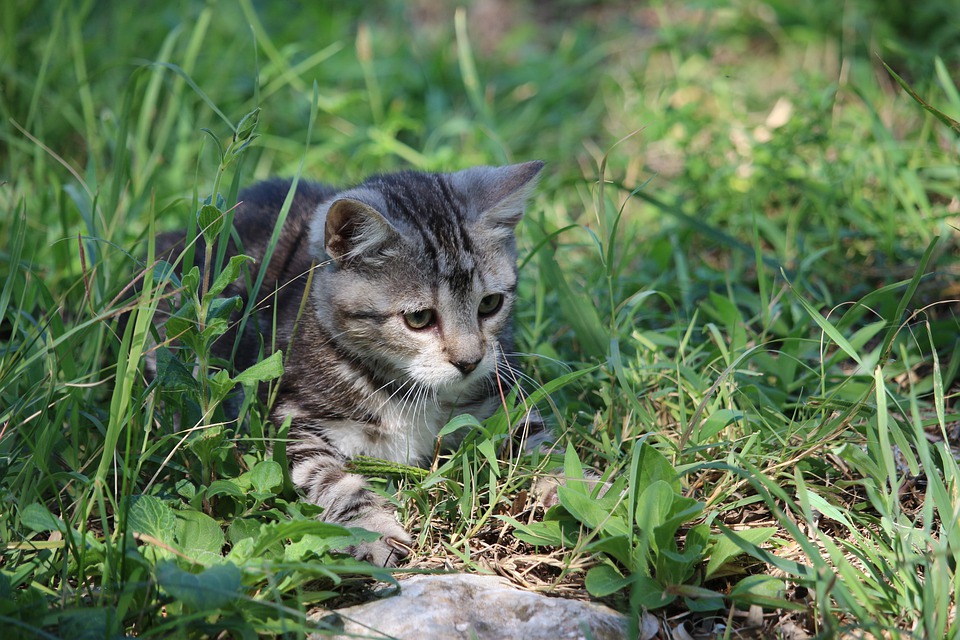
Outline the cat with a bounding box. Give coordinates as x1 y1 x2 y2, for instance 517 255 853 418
152 161 545 566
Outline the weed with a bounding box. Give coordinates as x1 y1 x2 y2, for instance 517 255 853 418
1 1 958 637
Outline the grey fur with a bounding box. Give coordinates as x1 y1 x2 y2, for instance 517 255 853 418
155 162 544 566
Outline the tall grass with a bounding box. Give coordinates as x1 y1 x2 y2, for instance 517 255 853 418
2 0 958 637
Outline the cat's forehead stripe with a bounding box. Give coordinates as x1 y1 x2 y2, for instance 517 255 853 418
377 174 480 286
383 185 440 265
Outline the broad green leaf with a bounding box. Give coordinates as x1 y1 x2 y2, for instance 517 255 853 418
197 203 224 242
846 320 887 354
730 574 791 609
125 495 177 545
585 534 634 568
340 526 384 547
498 516 565 547
176 480 197 500
685 523 710 557
234 107 261 143
153 346 201 392
165 300 198 342
635 480 675 537
656 533 705 587
705 292 747 352
200 318 231 345
653 497 705 553
557 484 628 536
438 413 483 438
59 609 110 640
681 584 726 612
249 460 283 494
189 426 227 467
208 368 235 404
225 537 256 564
156 560 242 610
562 443 585 481
633 443 679 493
283 533 340 562
19 503 66 533
207 254 252 298
181 265 201 297
206 295 242 324
206 479 245 500
227 519 262 545
234 350 284 388
706 526 776 580
151 260 181 287
631 575 675 610
252 520 355 556
697 409 745 443
585 563 633 597
176 510 225 565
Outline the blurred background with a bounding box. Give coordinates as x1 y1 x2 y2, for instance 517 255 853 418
1 2 959 635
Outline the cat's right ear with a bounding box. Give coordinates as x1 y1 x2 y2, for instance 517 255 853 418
450 161 545 233
323 198 400 263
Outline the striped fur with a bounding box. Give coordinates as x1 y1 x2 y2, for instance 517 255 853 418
158 162 543 566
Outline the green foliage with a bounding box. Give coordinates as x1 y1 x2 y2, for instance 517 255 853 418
1 0 958 638
505 444 780 612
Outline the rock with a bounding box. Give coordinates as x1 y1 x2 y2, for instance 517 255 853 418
313 573 627 640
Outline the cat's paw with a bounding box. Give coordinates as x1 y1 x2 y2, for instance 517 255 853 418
531 470 613 510
345 509 413 567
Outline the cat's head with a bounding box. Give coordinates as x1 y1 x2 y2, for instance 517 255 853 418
309 161 543 394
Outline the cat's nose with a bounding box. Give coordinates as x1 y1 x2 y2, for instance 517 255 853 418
451 357 481 374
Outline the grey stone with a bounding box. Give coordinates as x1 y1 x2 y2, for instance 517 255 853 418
312 573 627 640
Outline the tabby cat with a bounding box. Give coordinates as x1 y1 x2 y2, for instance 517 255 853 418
154 162 544 566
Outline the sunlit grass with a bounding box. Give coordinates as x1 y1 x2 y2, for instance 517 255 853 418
2 0 959 637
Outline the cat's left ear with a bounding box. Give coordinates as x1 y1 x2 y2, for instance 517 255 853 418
450 161 544 231
322 197 400 263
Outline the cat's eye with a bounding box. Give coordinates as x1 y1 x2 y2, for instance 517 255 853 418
403 308 436 330
477 293 504 317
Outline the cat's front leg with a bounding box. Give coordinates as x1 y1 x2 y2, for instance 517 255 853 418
287 435 412 567
515 418 615 510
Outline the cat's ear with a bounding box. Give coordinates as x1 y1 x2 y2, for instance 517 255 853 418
323 198 400 262
450 161 545 231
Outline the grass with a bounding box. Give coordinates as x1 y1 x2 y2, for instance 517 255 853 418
2 0 959 637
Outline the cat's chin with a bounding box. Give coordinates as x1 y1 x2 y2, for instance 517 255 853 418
409 365 492 396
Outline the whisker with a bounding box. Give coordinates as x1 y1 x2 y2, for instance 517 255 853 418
502 350 573 372
372 377 412 414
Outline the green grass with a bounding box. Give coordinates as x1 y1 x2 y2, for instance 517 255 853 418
2 1 959 637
